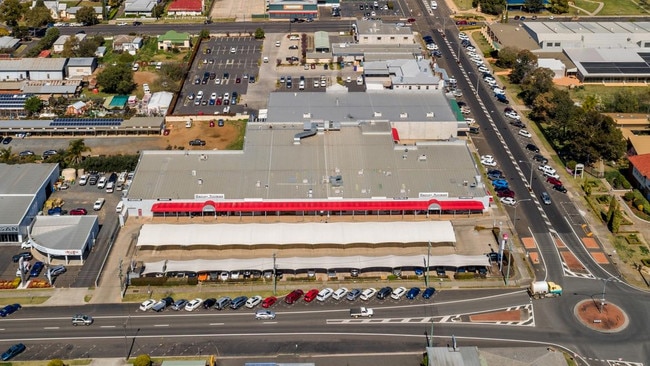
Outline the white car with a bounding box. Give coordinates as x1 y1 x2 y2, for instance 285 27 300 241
458 32 468 40
484 76 496 84
466 46 476 52
360 288 377 301
139 299 156 311
196 90 203 99
317 288 334 302
390 287 407 300
332 287 348 300
500 197 517 206
518 129 532 138
505 111 520 120
472 58 484 66
493 88 505 95
255 309 276 320
117 22 127 26
215 78 221 85
478 65 489 73
210 92 217 100
467 51 478 58
465 118 476 124
481 158 497 167
426 43 438 50
185 298 203 311
480 155 494 162
245 295 263 308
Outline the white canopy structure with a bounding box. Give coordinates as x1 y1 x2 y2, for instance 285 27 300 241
136 221 456 247
141 254 490 275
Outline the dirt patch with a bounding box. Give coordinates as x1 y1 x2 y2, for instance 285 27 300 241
582 237 599 249
554 76 581 87
560 250 586 272
574 299 628 333
470 310 522 322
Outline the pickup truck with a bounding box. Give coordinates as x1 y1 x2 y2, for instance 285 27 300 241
350 307 374 318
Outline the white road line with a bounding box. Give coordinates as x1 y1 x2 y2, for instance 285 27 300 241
209 323 224 326
154 324 169 327
100 326 116 328
44 327 59 330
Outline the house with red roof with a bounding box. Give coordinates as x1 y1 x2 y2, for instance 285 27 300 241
167 0 203 16
628 154 650 199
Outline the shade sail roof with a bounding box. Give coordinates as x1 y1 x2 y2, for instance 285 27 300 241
136 221 456 247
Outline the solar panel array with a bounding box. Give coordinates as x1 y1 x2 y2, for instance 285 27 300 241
50 118 123 127
0 95 29 109
582 61 650 75
639 53 650 64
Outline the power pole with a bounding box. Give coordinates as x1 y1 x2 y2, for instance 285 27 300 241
272 253 277 295
425 241 431 287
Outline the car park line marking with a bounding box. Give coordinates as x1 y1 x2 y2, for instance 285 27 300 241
44 327 60 329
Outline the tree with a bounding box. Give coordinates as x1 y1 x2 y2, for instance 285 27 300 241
254 27 265 39
24 1 53 28
199 29 210 39
24 96 43 116
77 38 100 57
97 63 135 94
509 49 537 84
11 25 30 40
495 46 519 68
47 359 65 366
76 6 98 26
0 0 25 26
65 139 91 166
582 94 602 112
133 354 152 366
61 36 80 58
524 0 544 12
606 195 617 224
161 63 186 81
610 89 639 113
152 4 165 18
549 0 569 14
519 67 554 105
478 0 506 15
0 147 17 164
560 111 626 164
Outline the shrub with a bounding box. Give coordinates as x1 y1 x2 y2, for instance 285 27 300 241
624 192 635 201
133 354 152 366
48 359 65 366
130 277 167 286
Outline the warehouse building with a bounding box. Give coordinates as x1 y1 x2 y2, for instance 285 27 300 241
524 21 650 51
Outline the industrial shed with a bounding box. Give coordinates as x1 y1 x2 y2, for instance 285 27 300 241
314 31 330 52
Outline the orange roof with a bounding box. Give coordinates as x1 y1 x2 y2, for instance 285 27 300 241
628 154 650 177
168 0 202 11
38 50 51 58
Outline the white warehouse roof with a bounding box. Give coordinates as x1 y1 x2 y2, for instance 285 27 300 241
137 221 456 247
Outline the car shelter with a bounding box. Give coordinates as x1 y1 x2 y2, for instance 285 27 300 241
29 216 99 264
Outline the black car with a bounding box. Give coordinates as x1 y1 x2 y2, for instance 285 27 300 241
19 150 34 157
2 136 12 144
133 21 142 26
162 297 174 306
1 343 25 361
203 298 217 309
511 121 526 128
376 286 393 300
189 139 206 146
487 172 504 180
533 154 548 164
12 252 32 263
525 144 540 153
108 172 118 183
553 184 567 193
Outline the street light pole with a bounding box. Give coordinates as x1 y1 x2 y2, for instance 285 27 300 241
518 160 533 190
599 275 619 313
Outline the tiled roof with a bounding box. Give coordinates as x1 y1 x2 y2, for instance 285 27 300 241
629 154 650 177
168 0 202 11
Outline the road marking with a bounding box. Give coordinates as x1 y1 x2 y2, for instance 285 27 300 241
44 327 60 330
209 323 224 326
154 324 169 327
100 326 116 328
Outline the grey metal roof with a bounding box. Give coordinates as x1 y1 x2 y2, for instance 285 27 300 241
66 57 96 67
122 116 165 127
525 22 650 48
364 59 441 85
314 31 330 50
0 163 57 195
331 43 422 58
426 347 481 366
0 196 34 225
0 58 67 72
356 19 414 36
30 215 98 253
21 81 80 95
564 48 650 77
124 0 155 12
265 89 456 122
128 122 484 200
0 36 20 49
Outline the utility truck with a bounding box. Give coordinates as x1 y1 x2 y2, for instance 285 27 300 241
528 281 562 299
350 307 374 318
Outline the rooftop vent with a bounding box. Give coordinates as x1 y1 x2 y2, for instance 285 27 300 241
418 154 427 161
303 112 312 118
426 112 434 118
373 111 382 117
400 112 408 119
197 179 203 185
330 175 343 187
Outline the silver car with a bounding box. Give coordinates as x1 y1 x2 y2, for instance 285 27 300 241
255 310 276 320
71 314 93 326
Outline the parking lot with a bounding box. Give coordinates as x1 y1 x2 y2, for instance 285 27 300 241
336 0 410 21
173 36 263 116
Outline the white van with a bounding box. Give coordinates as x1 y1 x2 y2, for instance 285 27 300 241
298 80 305 90
185 119 192 128
105 181 114 193
289 34 300 41
356 76 364 85
97 176 107 189
116 201 124 213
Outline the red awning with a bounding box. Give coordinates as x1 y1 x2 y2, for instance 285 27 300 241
391 128 400 142
151 199 484 213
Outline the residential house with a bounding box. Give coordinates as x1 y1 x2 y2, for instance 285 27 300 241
628 154 650 200
66 57 98 78
124 0 157 16
112 35 143 54
66 6 104 20
66 101 88 115
157 31 191 51
95 46 107 58
31 0 63 20
167 0 203 16
53 34 87 53
0 36 20 51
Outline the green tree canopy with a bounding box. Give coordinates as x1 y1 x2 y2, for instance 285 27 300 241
97 63 135 94
519 67 554 105
558 111 626 164
199 29 210 39
133 354 152 366
524 0 544 12
24 96 43 116
65 139 91 166
495 46 519 68
478 0 506 15
610 89 639 113
24 1 53 28
47 359 65 366
509 49 537 84
161 63 186 81
76 6 98 26
0 0 25 26
61 36 79 58
549 0 569 13
254 27 265 39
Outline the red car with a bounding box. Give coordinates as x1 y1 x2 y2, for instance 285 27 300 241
284 289 304 304
209 120 215 127
69 208 87 215
262 296 277 308
304 289 319 302
546 176 562 186
496 189 515 198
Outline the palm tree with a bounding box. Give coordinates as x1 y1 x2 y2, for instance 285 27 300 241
0 147 16 164
65 139 91 166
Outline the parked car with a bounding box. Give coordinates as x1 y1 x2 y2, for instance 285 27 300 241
533 154 549 164
172 299 187 311
376 286 393 300
500 197 517 206
246 295 263 308
255 309 276 320
69 208 87 215
525 144 540 153
332 287 348 300
285 289 304 304
422 287 436 299
202 298 216 309
304 289 319 302
262 296 277 308
541 192 552 205
547 176 562 186
406 287 421 299
1 343 25 361
317 288 334 301
518 129 532 138
497 189 515 198
189 139 206 146
93 198 105 211
151 300 167 312
47 265 66 277
214 297 231 310
360 288 377 301
139 299 156 311
12 252 32 263
71 314 94 326
185 298 203 311
390 287 407 300
29 261 44 277
230 296 248 309
347 288 363 301
553 185 567 193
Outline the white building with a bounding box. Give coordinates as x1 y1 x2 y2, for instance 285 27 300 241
146 91 173 115
354 20 415 45
363 59 445 91
0 58 67 81
53 34 87 53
